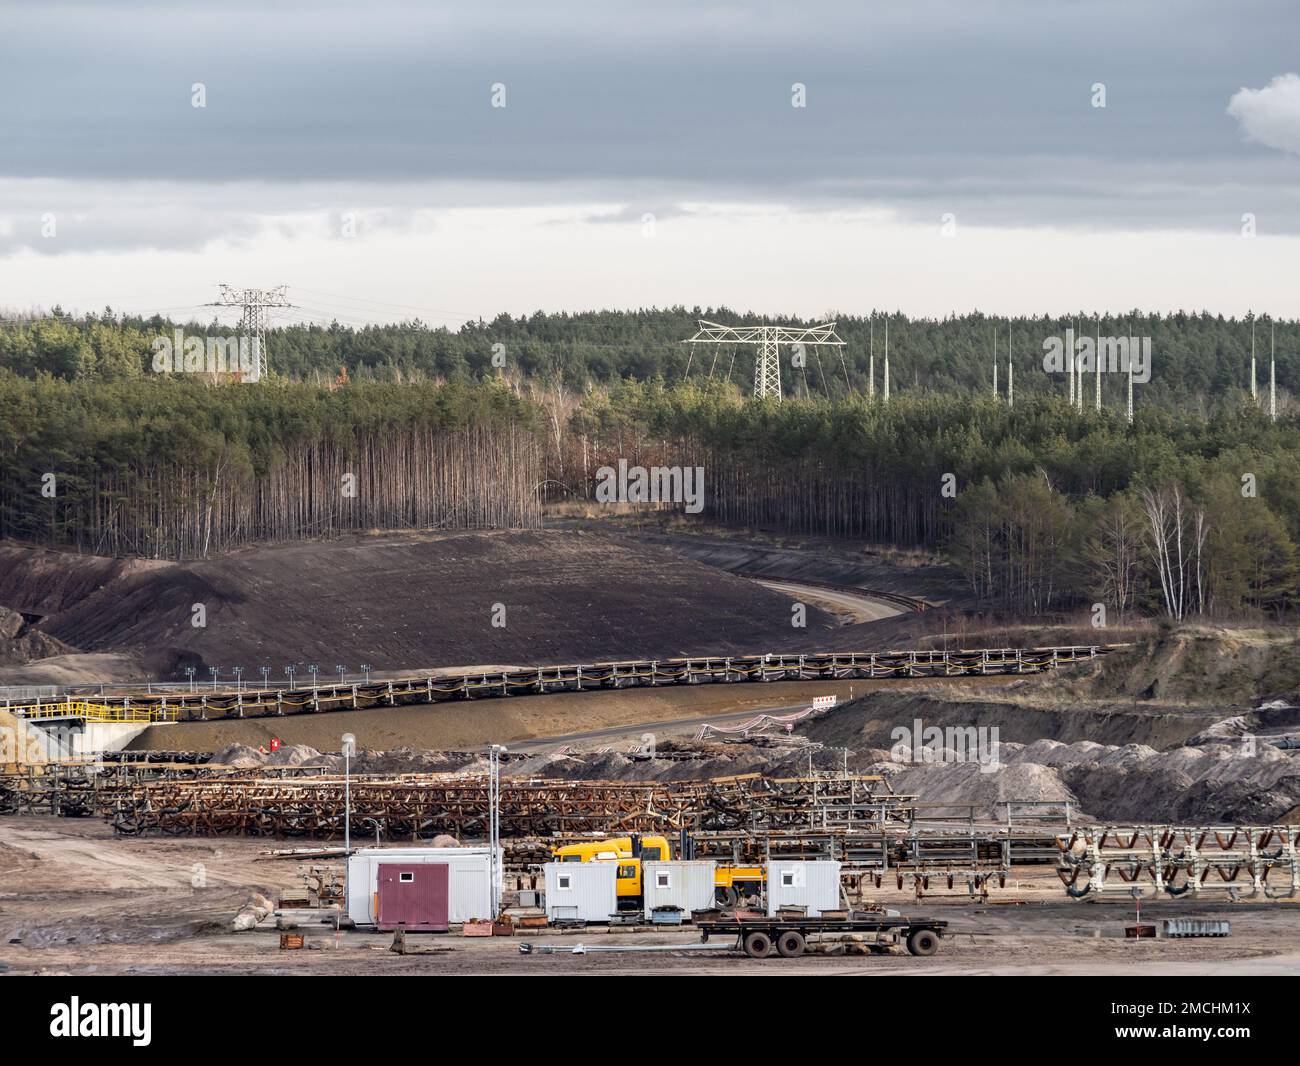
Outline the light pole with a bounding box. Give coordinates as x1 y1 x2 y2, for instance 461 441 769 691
361 663 372 684
342 732 356 919
233 666 244 693
308 664 319 690
209 666 219 692
285 665 296 689
336 664 346 685
184 666 196 693
487 744 506 919
259 666 270 690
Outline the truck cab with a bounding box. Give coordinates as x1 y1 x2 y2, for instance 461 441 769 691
551 834 763 908
552 834 669 907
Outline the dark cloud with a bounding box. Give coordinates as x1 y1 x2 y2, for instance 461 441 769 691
1 1 1298 232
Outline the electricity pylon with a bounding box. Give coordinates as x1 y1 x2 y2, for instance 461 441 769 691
684 320 846 400
210 285 292 380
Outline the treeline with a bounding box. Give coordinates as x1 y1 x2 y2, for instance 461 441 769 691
562 381 1300 618
1 351 1296 619
0 374 541 558
2 305 1295 415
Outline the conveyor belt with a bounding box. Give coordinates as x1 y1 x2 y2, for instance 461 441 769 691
31 644 1121 724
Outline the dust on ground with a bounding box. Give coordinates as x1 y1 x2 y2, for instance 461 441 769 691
3 816 1299 976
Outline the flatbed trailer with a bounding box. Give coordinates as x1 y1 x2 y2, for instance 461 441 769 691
696 913 948 959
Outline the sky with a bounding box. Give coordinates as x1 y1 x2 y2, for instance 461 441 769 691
1 0 1299 329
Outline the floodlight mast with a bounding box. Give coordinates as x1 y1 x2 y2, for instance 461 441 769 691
684 320 847 400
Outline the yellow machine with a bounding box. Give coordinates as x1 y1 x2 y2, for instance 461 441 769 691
551 834 764 908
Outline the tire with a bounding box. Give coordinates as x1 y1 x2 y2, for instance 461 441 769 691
776 931 806 958
717 886 740 907
743 931 774 958
906 928 940 957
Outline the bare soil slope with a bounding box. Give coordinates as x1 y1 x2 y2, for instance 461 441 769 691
1048 625 1300 706
1 531 837 679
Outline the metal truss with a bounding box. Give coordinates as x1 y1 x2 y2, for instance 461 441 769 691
684 320 846 400
1057 825 1300 899
29 645 1118 724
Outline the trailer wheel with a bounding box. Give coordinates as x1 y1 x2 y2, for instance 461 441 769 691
776 931 806 958
743 931 774 959
906 928 940 957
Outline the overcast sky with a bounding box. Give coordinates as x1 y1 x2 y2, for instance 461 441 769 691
1 0 1299 327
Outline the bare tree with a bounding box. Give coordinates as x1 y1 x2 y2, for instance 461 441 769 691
1086 495 1140 621
1139 485 1208 620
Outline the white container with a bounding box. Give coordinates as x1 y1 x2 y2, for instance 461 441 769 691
346 846 499 927
544 861 618 922
642 860 717 919
766 860 842 917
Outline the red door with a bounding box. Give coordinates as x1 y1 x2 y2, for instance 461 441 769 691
377 863 450 932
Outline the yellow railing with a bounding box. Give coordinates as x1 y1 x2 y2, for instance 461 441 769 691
8 701 177 724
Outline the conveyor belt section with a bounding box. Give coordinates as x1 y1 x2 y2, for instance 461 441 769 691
1057 825 1300 899
100 773 905 838
64 645 1119 723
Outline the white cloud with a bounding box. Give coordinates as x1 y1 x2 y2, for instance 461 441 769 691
1227 73 1300 154
3 203 1300 326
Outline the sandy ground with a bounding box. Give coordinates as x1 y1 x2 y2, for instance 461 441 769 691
128 676 1022 753
755 579 903 623
3 815 1300 976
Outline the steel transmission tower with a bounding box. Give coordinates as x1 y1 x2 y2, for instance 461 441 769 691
684 320 846 400
211 285 292 380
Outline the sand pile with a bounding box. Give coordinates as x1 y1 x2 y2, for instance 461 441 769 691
880 757 1081 820
210 743 268 768
871 734 1300 824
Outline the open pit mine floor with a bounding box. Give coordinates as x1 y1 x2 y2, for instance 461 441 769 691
2 817 1299 976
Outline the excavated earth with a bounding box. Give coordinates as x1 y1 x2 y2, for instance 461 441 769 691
5 526 1300 828
167 622 1300 827
0 530 864 684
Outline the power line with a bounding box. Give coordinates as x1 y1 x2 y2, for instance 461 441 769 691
291 287 484 322
206 285 292 380
683 319 846 400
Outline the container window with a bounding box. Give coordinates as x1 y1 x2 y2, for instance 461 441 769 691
558 875 572 890
781 872 795 887
655 872 671 888
399 872 414 883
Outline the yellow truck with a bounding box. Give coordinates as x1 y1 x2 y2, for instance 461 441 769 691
551 834 764 908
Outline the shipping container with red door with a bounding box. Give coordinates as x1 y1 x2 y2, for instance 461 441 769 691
377 863 450 931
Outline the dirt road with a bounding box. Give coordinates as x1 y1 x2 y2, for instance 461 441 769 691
755 579 904 623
